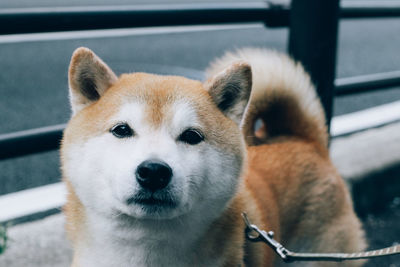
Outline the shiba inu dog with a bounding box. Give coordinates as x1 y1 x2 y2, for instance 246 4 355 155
61 47 366 267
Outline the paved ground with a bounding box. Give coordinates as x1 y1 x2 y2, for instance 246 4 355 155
363 199 400 267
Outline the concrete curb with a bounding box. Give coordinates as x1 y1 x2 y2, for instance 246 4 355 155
331 121 400 215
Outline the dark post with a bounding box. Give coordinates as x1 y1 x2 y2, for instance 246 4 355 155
288 0 340 129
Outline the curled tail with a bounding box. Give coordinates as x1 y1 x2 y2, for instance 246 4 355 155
206 48 328 148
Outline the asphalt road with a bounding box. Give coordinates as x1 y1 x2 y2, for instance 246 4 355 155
0 7 399 196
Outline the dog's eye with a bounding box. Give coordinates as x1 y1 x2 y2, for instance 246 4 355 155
179 129 204 145
110 123 134 138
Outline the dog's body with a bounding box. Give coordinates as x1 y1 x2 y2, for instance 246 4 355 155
62 47 366 266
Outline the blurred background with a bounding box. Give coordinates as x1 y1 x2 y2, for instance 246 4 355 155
0 0 399 266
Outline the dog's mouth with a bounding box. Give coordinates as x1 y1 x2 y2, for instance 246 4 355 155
126 191 177 208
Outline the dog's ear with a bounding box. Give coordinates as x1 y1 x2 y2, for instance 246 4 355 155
68 47 117 114
205 62 252 125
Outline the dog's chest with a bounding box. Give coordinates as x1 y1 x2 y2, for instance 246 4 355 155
78 219 224 267
79 240 222 267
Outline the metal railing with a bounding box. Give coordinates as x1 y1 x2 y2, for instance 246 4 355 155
1 2 400 34
0 3 289 34
0 124 65 160
1 0 400 161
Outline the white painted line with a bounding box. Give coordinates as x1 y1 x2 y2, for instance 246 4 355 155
0 182 66 222
0 24 261 44
331 100 400 137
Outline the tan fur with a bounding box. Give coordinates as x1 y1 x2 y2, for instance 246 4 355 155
63 47 366 266
62 180 87 267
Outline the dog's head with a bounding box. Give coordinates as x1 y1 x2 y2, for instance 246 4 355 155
61 47 252 220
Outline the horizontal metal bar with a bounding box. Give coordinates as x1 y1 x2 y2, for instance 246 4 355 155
0 3 290 35
0 2 399 35
335 70 400 96
1 2 399 36
0 124 65 160
341 1 400 19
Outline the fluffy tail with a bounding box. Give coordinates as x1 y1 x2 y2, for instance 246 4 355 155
206 48 328 147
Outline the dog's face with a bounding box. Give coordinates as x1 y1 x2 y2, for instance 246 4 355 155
61 48 252 220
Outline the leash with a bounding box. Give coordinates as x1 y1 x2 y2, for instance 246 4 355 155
242 213 400 263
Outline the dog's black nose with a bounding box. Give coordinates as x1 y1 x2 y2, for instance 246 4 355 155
136 160 172 191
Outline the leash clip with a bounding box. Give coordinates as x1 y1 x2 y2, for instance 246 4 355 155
242 213 290 261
